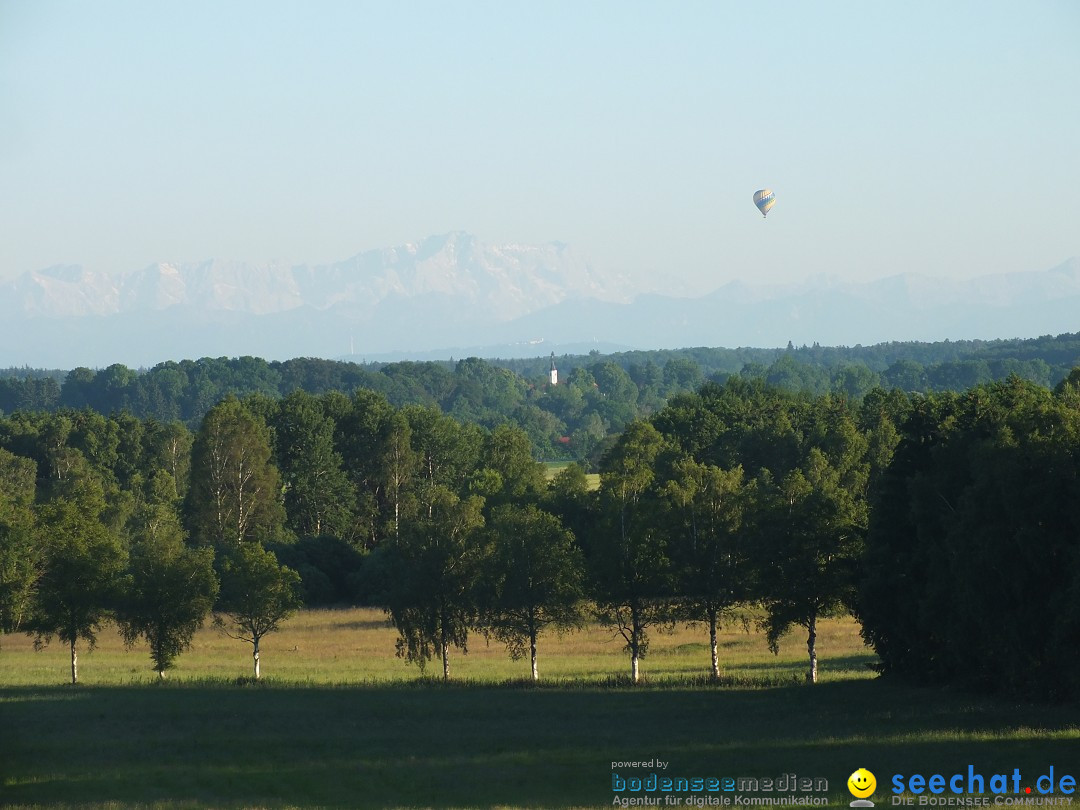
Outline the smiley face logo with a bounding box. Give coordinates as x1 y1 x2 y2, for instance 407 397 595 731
848 768 876 799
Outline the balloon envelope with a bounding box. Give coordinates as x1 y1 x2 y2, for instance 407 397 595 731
753 189 775 218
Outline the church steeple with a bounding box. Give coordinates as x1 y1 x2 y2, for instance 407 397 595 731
549 352 558 386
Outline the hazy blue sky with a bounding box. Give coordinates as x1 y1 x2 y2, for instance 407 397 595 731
2 1 1078 294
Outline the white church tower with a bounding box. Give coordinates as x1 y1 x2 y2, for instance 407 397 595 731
549 352 558 386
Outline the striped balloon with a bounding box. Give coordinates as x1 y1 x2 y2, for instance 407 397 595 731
753 189 775 218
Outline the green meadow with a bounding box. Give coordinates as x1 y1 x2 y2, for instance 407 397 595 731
2 609 1078 809
541 461 601 491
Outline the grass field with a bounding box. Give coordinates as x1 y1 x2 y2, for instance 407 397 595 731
541 462 600 491
2 609 1078 809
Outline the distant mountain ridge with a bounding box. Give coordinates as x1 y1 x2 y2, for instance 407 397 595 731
478 257 1080 355
5 232 623 320
0 235 1077 368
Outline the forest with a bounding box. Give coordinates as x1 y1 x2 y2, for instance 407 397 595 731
2 359 1079 699
1 329 1079 466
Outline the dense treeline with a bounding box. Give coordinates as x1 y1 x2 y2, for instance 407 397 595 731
1 370 1078 697
1 356 691 463
3 330 1079 464
0 381 873 684
858 369 1080 700
497 331 1080 386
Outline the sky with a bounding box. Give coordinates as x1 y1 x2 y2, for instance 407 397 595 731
1 0 1078 296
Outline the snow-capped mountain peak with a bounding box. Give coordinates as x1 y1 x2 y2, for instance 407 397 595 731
4 233 622 321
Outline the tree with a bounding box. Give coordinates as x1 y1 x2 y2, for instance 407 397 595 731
142 419 193 501
544 460 593 526
478 504 585 680
859 380 1080 699
662 457 748 679
590 421 674 683
186 396 286 547
448 357 526 422
405 405 483 499
660 382 869 684
587 361 639 429
831 364 880 400
0 449 39 639
474 424 547 511
214 543 302 679
928 359 991 391
509 403 567 460
116 506 219 677
881 359 928 392
28 475 126 683
662 358 703 394
1055 366 1080 406
860 394 904 490
273 390 356 540
753 443 867 683
855 391 956 685
765 355 829 395
378 487 485 679
337 390 417 545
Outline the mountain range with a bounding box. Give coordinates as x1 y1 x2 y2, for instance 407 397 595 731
1 232 1077 368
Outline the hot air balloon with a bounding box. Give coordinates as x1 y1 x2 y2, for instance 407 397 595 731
753 189 775 218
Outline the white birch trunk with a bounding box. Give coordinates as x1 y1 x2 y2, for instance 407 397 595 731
70 639 77 685
709 608 720 680
253 636 261 680
630 606 642 684
530 631 538 682
807 612 818 684
441 641 450 681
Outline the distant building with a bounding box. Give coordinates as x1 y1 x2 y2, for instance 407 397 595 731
549 352 558 386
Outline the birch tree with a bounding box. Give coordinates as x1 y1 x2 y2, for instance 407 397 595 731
29 475 126 684
478 504 584 681
755 447 867 683
381 487 485 680
591 421 675 684
663 457 749 680
0 449 39 640
337 391 417 545
214 543 302 679
116 505 218 678
186 396 285 547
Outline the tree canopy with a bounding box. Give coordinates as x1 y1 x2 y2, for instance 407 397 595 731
2 359 1078 696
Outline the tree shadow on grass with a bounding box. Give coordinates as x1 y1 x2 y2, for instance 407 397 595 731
727 653 880 673
2 680 1078 809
